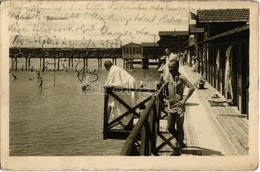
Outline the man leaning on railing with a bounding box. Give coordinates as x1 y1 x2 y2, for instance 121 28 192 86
104 60 139 130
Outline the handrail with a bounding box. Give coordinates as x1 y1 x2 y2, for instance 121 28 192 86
103 85 156 140
119 83 168 155
104 86 157 93
104 83 166 155
120 96 157 155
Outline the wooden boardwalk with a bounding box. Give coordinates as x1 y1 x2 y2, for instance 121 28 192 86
156 65 248 156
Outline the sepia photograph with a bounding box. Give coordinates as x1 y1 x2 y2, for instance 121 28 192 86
0 0 259 170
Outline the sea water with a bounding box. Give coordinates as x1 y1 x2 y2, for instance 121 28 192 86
9 58 160 156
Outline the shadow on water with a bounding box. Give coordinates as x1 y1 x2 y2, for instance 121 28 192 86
180 146 224 156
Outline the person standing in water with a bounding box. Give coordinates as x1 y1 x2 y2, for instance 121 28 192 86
38 77 43 90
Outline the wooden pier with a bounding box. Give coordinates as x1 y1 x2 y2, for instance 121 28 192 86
9 47 121 71
103 65 249 156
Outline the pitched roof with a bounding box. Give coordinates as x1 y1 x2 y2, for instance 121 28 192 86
189 24 204 33
121 42 141 47
197 9 249 23
159 31 189 36
140 42 159 47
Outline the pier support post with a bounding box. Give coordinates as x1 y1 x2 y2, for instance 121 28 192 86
103 88 109 140
57 58 60 71
42 58 45 72
83 58 86 69
68 58 71 70
28 58 31 69
40 58 42 70
25 57 27 70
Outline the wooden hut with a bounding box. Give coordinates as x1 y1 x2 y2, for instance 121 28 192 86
121 42 143 69
193 9 249 116
157 31 189 53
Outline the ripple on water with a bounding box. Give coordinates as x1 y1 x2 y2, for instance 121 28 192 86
10 64 160 156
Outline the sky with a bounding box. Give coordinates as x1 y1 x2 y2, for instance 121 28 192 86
6 1 191 48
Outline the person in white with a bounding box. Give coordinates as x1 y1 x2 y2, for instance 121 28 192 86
104 60 139 130
225 44 233 105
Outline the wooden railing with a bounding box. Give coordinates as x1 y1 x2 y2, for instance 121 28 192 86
120 96 160 155
103 83 168 155
103 86 157 140
120 83 167 156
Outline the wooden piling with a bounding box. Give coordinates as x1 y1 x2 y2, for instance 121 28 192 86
28 58 31 69
57 58 60 70
53 58 56 70
103 88 109 140
68 58 71 70
25 57 27 70
42 58 45 72
40 58 42 70
83 58 86 69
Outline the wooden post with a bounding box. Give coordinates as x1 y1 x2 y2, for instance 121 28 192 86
42 58 45 72
150 104 157 154
25 57 27 70
123 59 126 69
221 46 226 96
54 58 57 70
68 58 71 70
28 58 31 69
103 88 109 140
83 58 86 69
140 118 151 156
57 58 60 71
40 58 42 70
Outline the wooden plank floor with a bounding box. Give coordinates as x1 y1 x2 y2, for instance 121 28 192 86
156 65 249 156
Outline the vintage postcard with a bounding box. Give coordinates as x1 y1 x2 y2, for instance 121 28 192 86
0 0 259 170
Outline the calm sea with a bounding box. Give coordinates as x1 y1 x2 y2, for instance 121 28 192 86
9 58 160 156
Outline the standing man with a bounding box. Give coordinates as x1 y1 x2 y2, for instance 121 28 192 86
104 60 139 130
165 57 195 155
158 48 178 82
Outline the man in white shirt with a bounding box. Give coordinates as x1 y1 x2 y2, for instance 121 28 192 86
104 60 139 130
